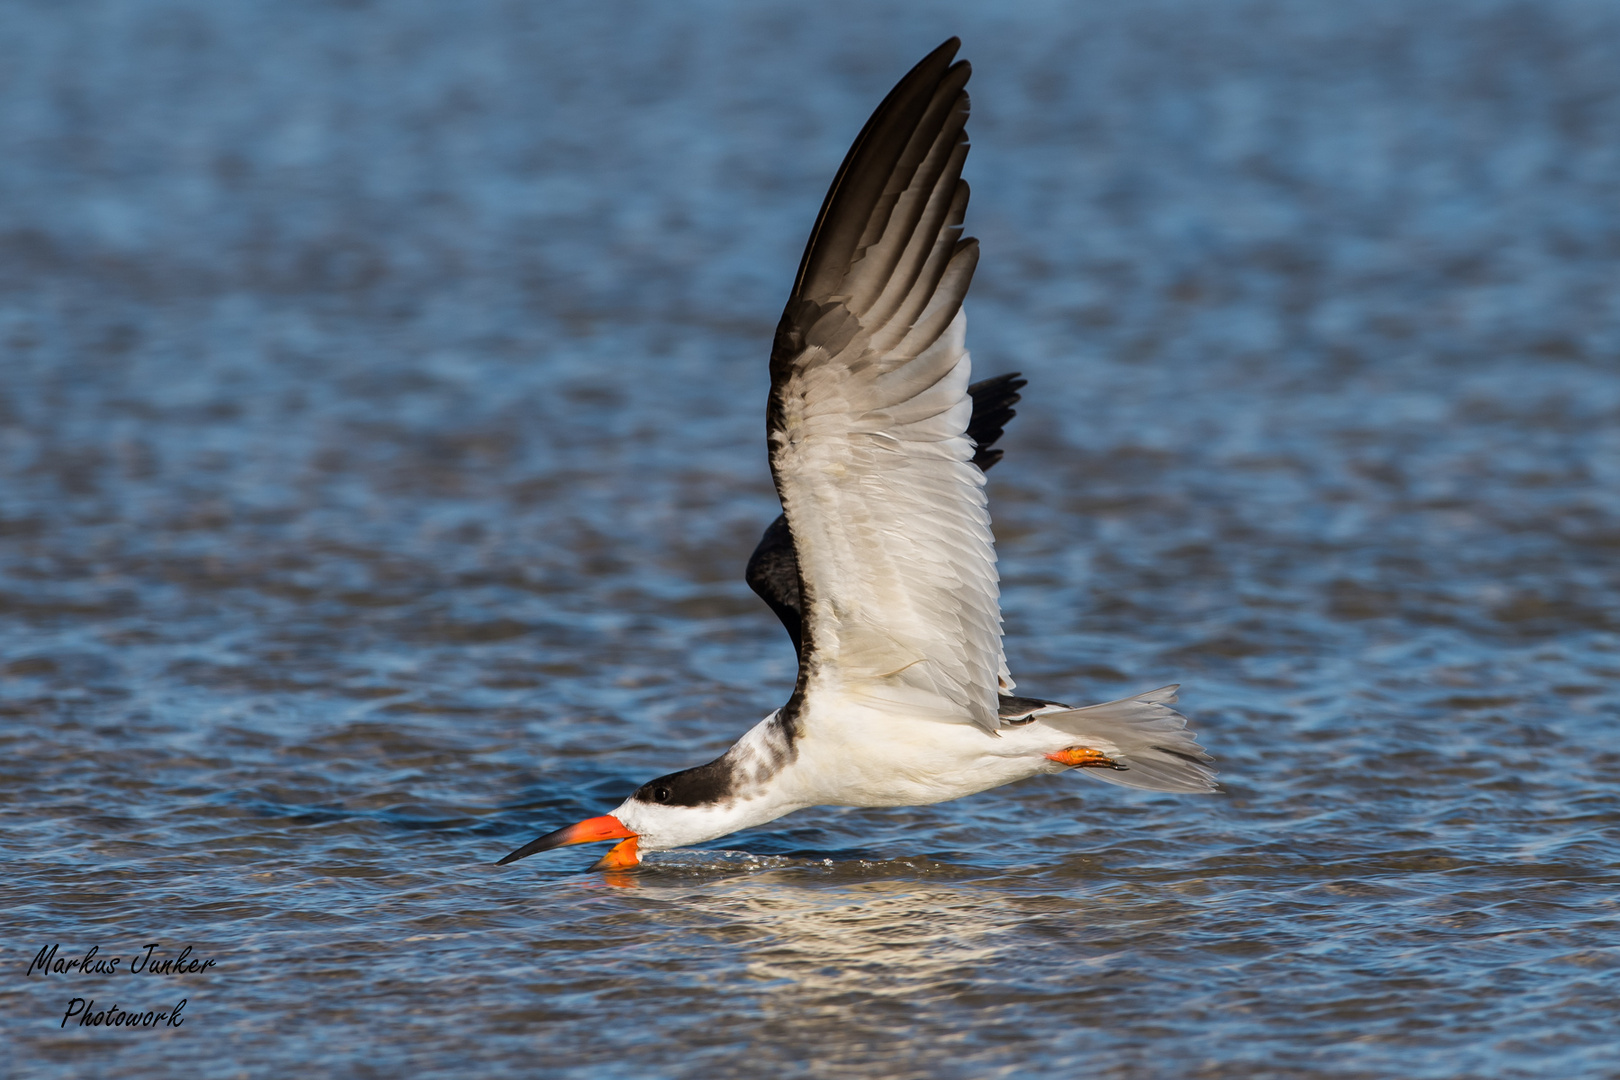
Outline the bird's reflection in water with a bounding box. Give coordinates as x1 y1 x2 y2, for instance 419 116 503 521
591 853 1039 1064
598 868 639 890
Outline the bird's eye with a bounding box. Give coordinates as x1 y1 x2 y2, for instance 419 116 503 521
653 787 671 803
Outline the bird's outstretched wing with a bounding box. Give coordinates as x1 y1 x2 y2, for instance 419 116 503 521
746 372 1026 654
767 38 1005 732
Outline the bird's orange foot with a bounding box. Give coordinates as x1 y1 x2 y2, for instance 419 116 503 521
1046 746 1127 770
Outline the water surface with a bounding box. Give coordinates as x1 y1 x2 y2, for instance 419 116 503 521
3 1 1618 1076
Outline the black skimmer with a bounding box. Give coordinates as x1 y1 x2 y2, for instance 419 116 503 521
499 38 1216 873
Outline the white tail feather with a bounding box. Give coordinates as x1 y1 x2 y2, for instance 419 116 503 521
1039 685 1218 794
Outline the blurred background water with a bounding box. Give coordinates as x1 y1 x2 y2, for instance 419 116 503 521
3 1 1618 1076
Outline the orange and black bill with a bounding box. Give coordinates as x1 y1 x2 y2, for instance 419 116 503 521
496 815 636 866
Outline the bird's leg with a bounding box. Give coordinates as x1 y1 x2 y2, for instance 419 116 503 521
1046 746 1128 771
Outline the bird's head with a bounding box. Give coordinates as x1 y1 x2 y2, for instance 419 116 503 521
495 757 756 870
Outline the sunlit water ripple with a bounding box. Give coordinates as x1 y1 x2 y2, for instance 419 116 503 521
3 1 1618 1077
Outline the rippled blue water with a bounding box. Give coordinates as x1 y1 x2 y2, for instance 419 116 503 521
4 1 1618 1077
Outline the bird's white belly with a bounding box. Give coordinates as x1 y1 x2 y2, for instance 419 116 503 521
780 695 1048 808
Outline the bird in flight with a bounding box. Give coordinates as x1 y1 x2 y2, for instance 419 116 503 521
499 38 1215 872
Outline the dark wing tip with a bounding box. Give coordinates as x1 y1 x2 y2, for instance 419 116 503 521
788 39 972 304
925 37 964 72
967 372 1027 471
745 513 806 652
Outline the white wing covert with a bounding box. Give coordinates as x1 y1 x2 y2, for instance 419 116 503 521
767 39 1008 733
